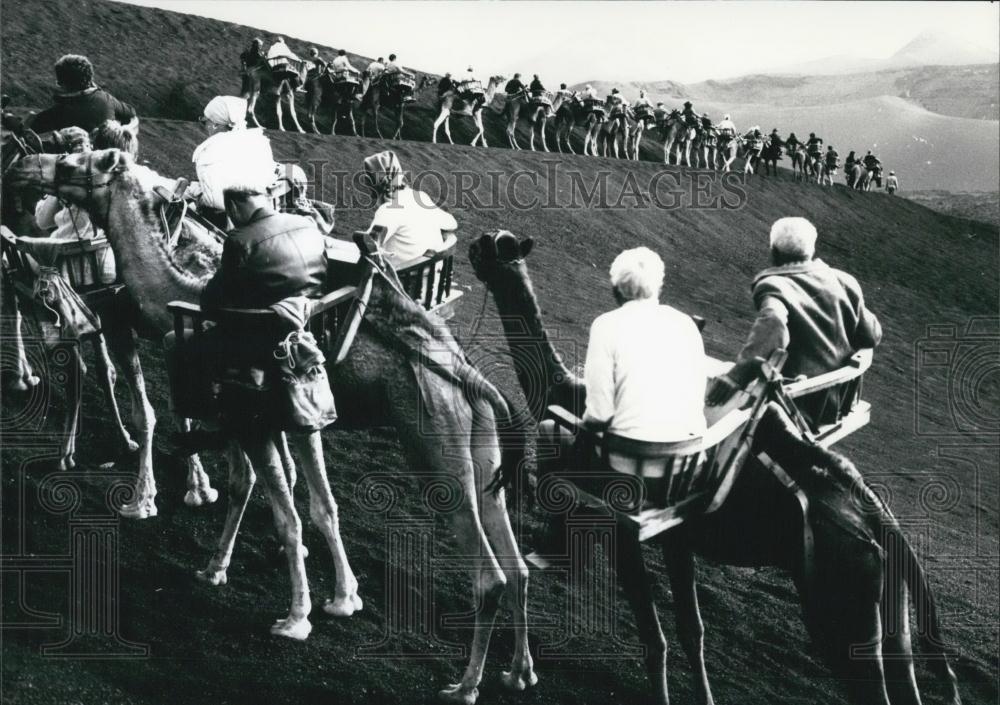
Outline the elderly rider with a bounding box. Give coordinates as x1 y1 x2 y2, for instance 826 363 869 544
707 217 882 428
716 113 736 138
164 138 328 411
361 150 457 268
29 54 137 134
539 247 707 469
331 49 360 77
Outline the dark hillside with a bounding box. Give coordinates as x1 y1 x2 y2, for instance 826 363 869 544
1 1 998 704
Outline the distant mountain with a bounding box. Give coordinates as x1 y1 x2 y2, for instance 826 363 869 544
764 29 998 76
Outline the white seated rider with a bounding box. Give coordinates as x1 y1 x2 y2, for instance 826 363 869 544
582 84 599 101
361 150 458 268
633 90 652 109
462 66 482 92
367 56 385 82
331 49 360 78
717 114 736 138
554 83 574 102
539 247 707 474
885 170 898 194
267 36 299 66
384 54 413 78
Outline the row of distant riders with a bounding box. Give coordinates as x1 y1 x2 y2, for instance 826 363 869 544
244 37 899 192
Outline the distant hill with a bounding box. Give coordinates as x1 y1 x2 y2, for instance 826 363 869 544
766 29 999 76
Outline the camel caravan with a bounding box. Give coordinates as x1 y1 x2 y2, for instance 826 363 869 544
2 49 942 705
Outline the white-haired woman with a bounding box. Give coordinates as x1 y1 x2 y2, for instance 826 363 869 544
539 246 707 464
190 95 273 228
359 150 457 267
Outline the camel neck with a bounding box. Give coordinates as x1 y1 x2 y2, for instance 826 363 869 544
99 177 208 334
487 263 584 421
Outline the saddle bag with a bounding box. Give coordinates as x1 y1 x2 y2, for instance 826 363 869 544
29 266 101 346
272 329 338 432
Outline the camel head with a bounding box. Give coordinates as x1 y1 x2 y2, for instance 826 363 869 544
8 148 134 213
468 229 533 284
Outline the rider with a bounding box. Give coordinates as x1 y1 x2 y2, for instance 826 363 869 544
529 74 545 94
272 163 335 236
825 145 839 167
785 132 800 151
885 170 899 194
331 49 360 77
633 90 653 119
806 132 823 156
306 48 327 79
681 100 698 126
769 128 784 149
437 72 455 97
366 56 386 83
707 217 882 429
538 245 708 465
700 112 713 129
383 54 404 77
653 101 668 123
862 150 880 171
29 54 137 134
554 83 574 102
505 73 526 95
240 38 267 71
361 150 458 267
582 84 599 101
844 150 857 170
267 36 299 64
716 113 736 138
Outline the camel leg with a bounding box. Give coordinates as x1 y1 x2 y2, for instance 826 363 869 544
243 431 312 640
277 431 363 619
614 520 669 705
57 344 85 471
540 117 550 153
662 541 715 705
444 117 454 145
437 473 506 705
329 107 339 136
175 414 218 508
2 293 40 391
469 406 536 694
247 88 263 128
881 576 922 705
196 441 254 586
106 323 157 519
392 109 403 141
286 91 305 133
89 334 138 456
346 108 358 137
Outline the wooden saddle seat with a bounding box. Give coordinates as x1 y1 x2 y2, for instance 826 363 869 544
529 90 553 108
1 225 124 312
544 350 787 542
582 98 606 116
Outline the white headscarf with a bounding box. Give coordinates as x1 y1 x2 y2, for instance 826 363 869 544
202 96 248 131
361 150 406 201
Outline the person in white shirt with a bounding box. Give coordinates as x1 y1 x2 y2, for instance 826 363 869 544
538 246 707 473
367 57 385 82
331 49 359 76
360 150 457 267
191 95 274 227
633 90 652 109
583 84 598 100
716 113 736 137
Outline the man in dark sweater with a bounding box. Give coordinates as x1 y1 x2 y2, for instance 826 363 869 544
29 55 136 134
708 217 882 427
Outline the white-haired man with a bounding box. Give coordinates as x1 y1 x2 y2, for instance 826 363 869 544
716 114 736 138
540 247 707 458
707 217 882 427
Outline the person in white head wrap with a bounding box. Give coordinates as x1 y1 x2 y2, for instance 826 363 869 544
706 217 882 428
191 96 273 221
360 150 457 267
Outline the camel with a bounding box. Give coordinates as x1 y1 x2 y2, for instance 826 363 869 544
431 76 505 147
467 229 963 705
758 139 783 177
599 105 631 159
740 133 765 175
849 162 871 191
360 73 432 140
552 96 604 156
501 89 570 153
658 113 687 166
692 125 719 170
305 69 365 136
7 152 226 517
819 157 838 187
11 149 539 705
241 59 307 133
787 144 807 180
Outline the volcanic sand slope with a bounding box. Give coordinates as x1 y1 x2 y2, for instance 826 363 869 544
3 117 999 705
3 1 1000 704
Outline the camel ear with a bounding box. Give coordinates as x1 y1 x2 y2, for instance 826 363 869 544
519 237 534 258
94 148 124 173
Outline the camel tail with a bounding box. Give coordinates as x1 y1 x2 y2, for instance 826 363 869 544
884 513 963 703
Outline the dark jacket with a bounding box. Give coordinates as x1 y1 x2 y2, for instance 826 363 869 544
737 258 882 379
504 78 525 95
29 87 136 134
437 76 455 96
201 208 328 311
529 78 544 92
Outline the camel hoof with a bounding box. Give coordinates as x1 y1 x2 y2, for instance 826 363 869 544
195 566 228 586
277 544 309 559
270 616 312 641
119 498 158 520
122 438 140 454
323 592 363 617
58 456 76 471
184 486 219 508
500 668 539 692
437 683 478 705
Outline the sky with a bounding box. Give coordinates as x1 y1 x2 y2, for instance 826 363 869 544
121 1 1000 84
